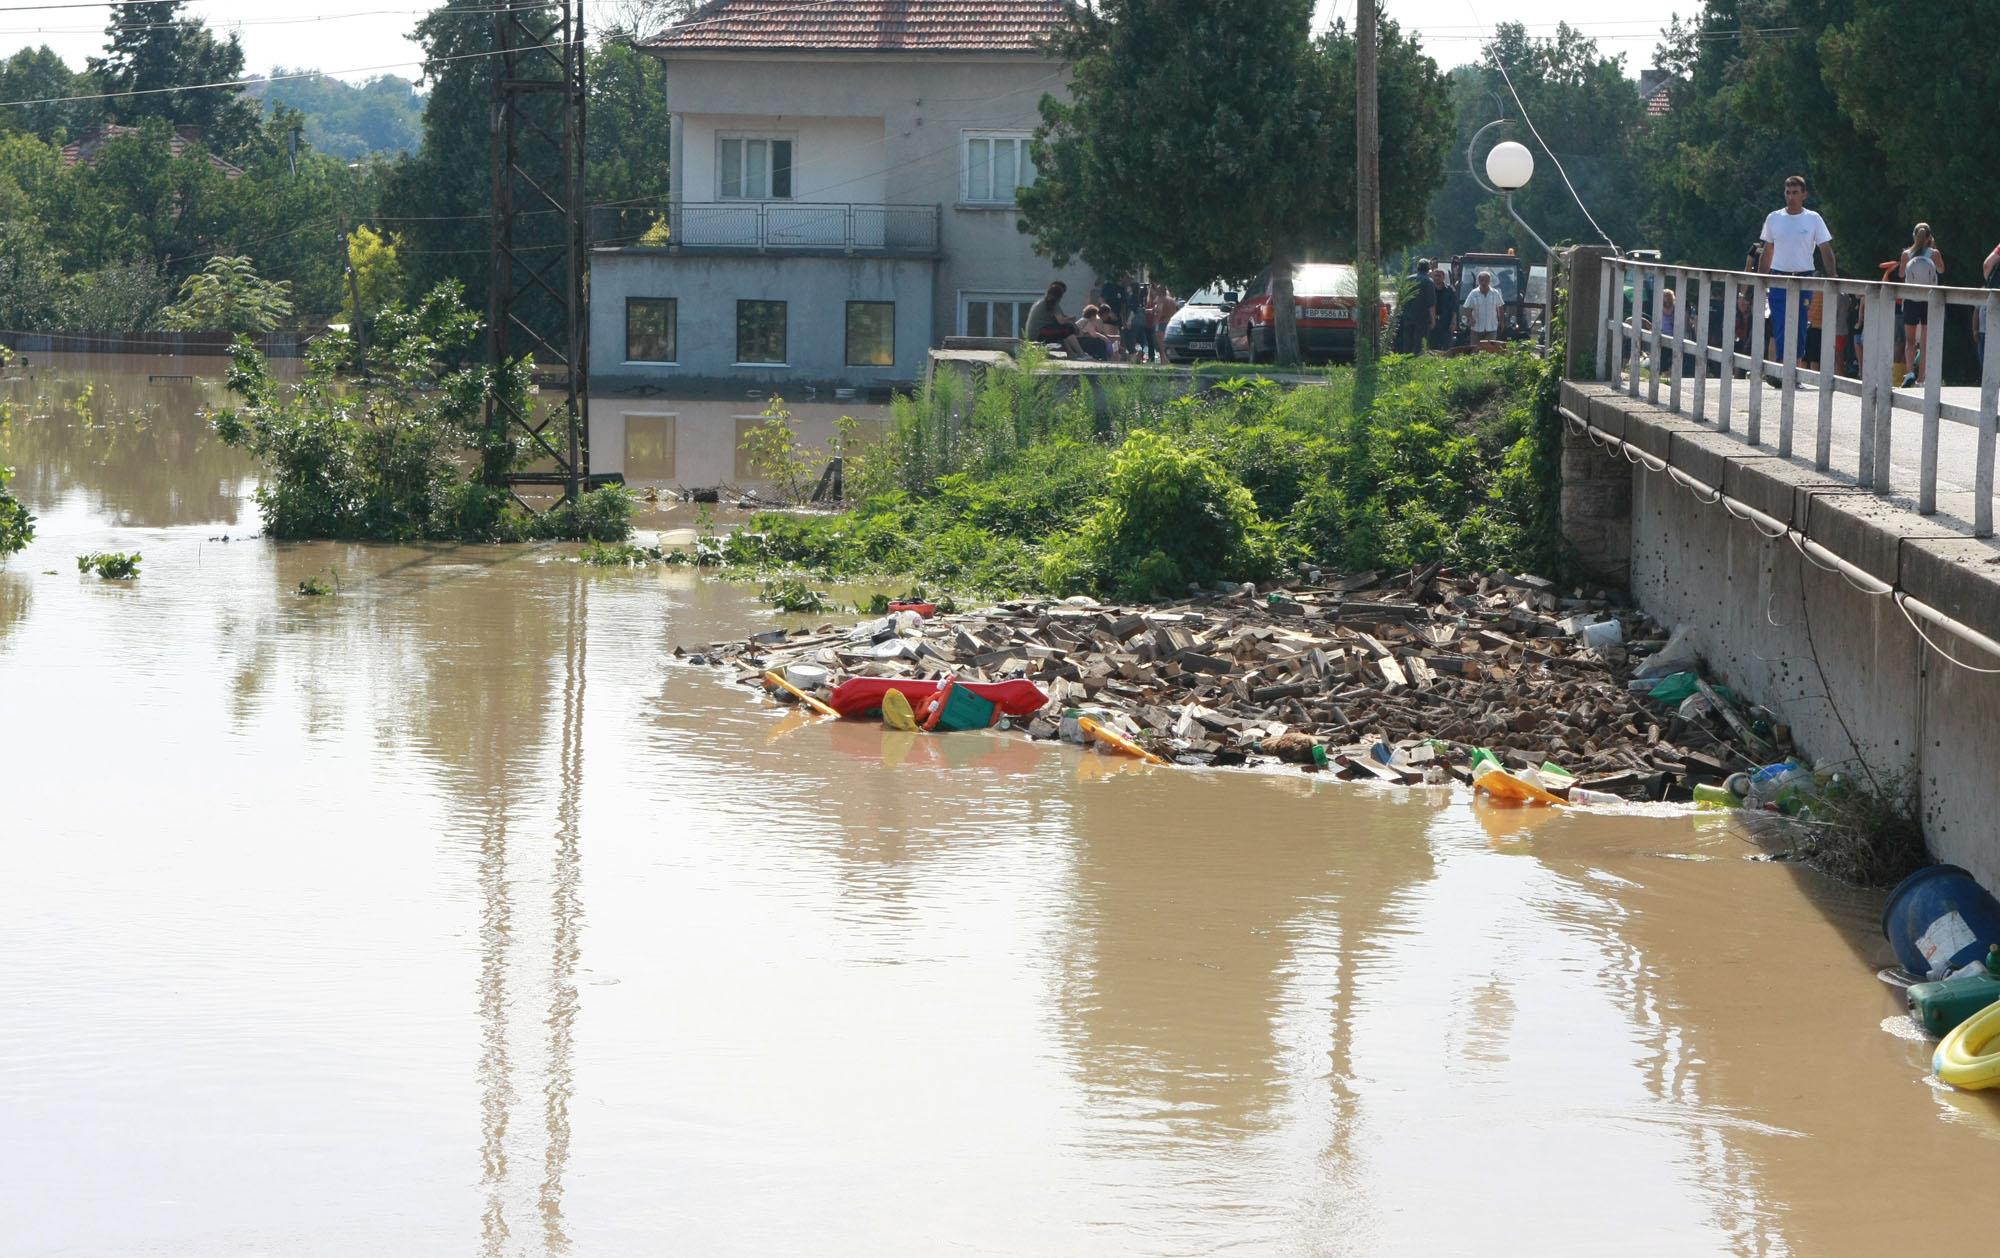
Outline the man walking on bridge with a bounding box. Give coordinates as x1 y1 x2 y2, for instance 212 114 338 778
1757 174 1837 367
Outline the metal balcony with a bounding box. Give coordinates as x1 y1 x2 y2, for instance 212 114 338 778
593 202 940 257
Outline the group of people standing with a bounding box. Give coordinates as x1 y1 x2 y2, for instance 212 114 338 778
1397 259 1508 354
1022 275 1178 362
1733 172 2000 388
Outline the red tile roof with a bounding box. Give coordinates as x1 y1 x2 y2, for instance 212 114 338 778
59 124 245 179
647 0 1071 54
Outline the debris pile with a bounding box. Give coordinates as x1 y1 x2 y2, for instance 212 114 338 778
681 566 1791 800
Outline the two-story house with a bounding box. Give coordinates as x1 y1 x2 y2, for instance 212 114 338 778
587 0 1092 406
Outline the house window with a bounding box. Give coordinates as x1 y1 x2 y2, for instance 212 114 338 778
623 414 676 481
736 299 787 364
625 298 676 363
960 291 1039 338
845 301 895 367
719 134 793 200
963 132 1034 205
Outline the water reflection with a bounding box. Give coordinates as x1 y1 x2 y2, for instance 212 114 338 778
589 396 888 492
0 355 261 525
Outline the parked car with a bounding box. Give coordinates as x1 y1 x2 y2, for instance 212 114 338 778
1217 263 1391 364
1161 288 1230 362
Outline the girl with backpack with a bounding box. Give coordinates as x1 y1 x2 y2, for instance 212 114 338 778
1900 223 1945 387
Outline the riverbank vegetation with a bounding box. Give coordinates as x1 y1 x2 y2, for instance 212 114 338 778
717 348 1561 600
212 283 632 544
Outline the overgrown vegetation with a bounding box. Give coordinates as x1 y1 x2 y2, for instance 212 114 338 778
296 569 338 596
0 350 31 560
212 282 633 544
717 348 1562 600
579 540 664 566
77 550 140 579
759 578 830 614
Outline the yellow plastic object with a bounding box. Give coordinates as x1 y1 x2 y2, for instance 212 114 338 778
763 670 839 718
881 688 918 731
1473 768 1567 807
1934 996 2000 1089
1076 715 1170 766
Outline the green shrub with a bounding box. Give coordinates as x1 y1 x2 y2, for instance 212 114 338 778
759 578 829 612
77 550 140 579
1050 431 1283 599
212 282 630 544
578 539 664 566
0 392 30 560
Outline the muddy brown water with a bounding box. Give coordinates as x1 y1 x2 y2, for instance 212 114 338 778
4 354 1998 1256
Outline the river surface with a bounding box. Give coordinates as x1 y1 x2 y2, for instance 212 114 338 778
3 354 1997 1256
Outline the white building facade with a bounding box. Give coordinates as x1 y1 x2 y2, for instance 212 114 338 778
588 0 1093 399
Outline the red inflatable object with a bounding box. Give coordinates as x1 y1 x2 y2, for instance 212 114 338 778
829 676 1047 720
888 601 937 618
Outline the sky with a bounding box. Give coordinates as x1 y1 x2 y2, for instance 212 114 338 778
0 0 1689 84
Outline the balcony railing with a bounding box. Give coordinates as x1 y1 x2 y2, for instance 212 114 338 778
592 201 940 256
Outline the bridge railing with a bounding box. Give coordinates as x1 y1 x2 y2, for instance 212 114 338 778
1593 257 2000 536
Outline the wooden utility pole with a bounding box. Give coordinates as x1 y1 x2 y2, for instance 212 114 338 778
339 220 366 372
1355 0 1381 373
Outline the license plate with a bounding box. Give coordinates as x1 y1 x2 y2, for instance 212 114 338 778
1186 339 1214 350
1305 304 1353 320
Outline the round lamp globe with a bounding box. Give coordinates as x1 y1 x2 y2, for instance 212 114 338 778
1486 141 1534 191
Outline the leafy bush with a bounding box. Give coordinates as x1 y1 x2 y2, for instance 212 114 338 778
759 578 829 612
77 550 140 578
1046 431 1282 599
740 402 819 504
579 539 663 566
160 255 295 333
212 282 630 544
0 383 31 560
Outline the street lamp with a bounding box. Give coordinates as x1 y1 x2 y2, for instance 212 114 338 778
1467 122 1551 255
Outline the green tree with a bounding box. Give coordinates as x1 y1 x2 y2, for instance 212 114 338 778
339 225 406 326
244 71 424 158
159 254 295 332
88 1 261 153
1019 1 1449 364
586 39 674 212
0 47 98 142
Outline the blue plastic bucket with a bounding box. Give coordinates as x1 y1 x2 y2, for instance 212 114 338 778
1881 865 2000 979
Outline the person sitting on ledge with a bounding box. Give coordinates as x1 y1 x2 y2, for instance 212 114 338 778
1022 281 1086 358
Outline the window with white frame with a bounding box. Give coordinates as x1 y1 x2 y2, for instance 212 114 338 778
960 291 1039 339
962 131 1034 205
718 134 794 200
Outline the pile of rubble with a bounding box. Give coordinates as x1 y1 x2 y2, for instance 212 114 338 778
681 566 1784 800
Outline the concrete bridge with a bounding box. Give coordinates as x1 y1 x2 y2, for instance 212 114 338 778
1558 247 2000 889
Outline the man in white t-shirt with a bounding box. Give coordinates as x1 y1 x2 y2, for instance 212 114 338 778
1462 270 1506 339
1757 174 1837 364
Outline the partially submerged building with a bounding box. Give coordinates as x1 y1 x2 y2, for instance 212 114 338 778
588 0 1091 479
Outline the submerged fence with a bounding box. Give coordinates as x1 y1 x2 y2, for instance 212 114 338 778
1595 258 2000 536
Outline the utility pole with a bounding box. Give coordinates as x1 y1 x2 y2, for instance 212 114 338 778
1355 0 1382 390
339 220 366 373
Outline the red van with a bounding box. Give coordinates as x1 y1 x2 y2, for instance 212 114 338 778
1217 262 1392 364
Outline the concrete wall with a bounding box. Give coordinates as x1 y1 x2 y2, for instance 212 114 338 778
1561 379 2000 891
659 51 1094 342
589 252 934 393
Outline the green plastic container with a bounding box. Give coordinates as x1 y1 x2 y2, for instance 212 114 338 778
1691 782 1740 809
1908 970 2000 1036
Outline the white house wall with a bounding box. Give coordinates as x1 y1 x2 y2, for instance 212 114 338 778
663 53 1094 343
589 252 935 392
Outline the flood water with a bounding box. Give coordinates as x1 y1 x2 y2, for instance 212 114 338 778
4 354 1998 1256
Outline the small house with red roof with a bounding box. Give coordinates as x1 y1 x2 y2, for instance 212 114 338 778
59 124 245 180
588 0 1090 407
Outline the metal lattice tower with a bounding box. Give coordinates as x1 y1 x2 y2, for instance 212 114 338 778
489 0 589 500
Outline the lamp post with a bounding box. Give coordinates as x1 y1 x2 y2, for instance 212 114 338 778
1467 126 1551 256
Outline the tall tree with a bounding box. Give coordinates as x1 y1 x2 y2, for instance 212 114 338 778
1020 2 1448 364
0 47 99 143
87 1 261 152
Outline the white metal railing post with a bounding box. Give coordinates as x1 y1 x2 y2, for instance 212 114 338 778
1596 262 1612 379
1919 284 1946 514
1859 282 1888 487
1717 275 1734 433
1872 283 1897 492
1624 264 1642 399
1980 291 1998 537
1815 277 1837 471
1777 277 1799 456
1647 269 1663 403
1691 271 1709 425
1668 270 1687 414
1746 274 1766 445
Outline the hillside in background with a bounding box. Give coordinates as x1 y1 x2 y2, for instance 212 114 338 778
243 71 423 158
